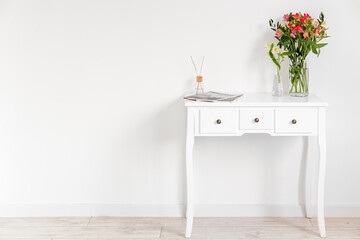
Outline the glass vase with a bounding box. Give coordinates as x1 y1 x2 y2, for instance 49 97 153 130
272 67 283 96
289 60 309 97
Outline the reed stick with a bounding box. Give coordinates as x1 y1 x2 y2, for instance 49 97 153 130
190 56 199 76
199 56 205 75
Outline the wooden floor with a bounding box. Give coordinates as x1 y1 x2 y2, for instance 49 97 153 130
0 217 359 239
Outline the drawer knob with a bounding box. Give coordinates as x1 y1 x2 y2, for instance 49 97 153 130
216 119 221 124
254 118 259 123
292 119 297 124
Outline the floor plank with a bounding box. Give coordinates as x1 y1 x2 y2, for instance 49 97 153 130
310 217 360 227
162 226 360 239
161 226 323 239
193 217 312 227
88 217 185 227
0 217 358 239
0 217 90 227
0 226 161 239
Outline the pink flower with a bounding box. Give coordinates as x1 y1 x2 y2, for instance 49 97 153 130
290 31 296 38
312 21 319 28
292 13 301 20
303 13 311 19
292 24 304 33
300 14 311 24
314 28 320 37
303 31 310 39
283 14 289 22
275 29 283 38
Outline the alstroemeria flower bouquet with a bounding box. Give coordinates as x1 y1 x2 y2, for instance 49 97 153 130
269 12 329 96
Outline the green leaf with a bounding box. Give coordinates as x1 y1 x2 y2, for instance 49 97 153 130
269 50 281 70
269 19 274 26
280 51 295 56
315 43 328 48
311 44 318 54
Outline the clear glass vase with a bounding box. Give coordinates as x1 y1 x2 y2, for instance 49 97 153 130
289 60 309 97
272 67 283 96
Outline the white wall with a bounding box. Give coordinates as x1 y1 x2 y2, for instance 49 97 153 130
0 0 359 217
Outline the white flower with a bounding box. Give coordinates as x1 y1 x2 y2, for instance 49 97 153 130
273 47 280 54
265 51 269 56
323 20 327 25
264 43 270 49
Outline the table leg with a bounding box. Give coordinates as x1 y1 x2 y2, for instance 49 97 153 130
304 136 313 218
185 109 195 238
317 108 327 238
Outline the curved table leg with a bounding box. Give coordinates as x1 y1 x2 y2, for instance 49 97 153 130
185 108 195 238
317 108 327 238
304 136 313 218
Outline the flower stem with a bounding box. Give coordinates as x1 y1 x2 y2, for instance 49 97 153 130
277 67 281 83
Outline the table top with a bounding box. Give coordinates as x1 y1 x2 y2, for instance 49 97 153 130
184 93 328 107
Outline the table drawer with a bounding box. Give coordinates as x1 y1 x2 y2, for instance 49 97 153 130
275 108 317 133
240 108 274 130
199 108 238 134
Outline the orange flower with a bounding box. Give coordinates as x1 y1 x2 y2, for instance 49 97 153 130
314 28 320 37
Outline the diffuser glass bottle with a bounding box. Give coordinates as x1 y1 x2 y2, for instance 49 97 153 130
195 76 204 94
191 56 205 95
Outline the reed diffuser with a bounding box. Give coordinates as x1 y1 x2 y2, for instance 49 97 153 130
190 56 205 94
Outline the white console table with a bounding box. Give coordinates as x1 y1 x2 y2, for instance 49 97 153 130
184 93 327 238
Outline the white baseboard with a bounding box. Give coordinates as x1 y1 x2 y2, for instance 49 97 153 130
0 203 359 217
0 204 184 217
195 204 305 217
